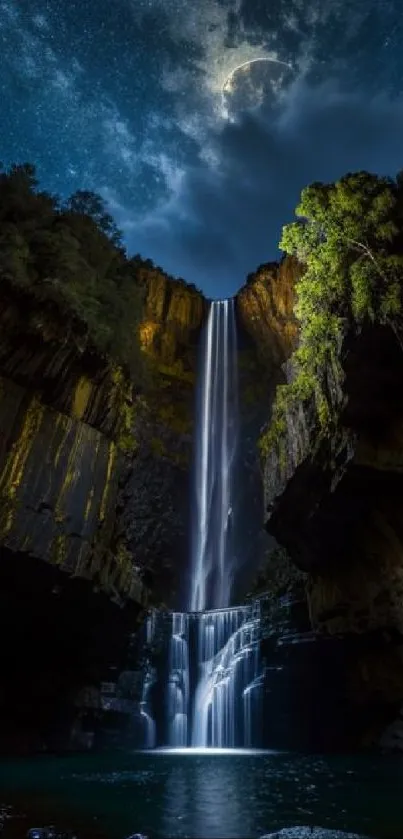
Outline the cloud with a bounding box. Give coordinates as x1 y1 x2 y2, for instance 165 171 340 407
2 0 82 102
4 0 401 299
1 0 161 191
32 13 49 31
119 78 403 298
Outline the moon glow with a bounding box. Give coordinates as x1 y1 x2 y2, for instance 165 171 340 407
221 57 293 120
222 57 292 94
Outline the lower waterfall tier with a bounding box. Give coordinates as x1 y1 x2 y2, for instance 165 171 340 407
140 603 263 749
191 604 262 748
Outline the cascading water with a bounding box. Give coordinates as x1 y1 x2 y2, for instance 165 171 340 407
191 602 263 748
142 298 264 749
140 671 156 748
186 298 263 748
167 613 189 746
140 612 156 748
190 299 239 612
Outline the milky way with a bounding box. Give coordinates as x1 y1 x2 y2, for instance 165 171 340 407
1 0 402 295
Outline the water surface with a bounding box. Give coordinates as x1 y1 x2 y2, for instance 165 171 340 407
0 748 403 838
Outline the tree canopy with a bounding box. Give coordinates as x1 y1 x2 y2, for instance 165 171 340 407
64 190 123 247
261 170 403 454
0 163 159 381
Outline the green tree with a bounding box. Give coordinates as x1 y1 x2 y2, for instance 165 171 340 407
0 163 58 228
65 190 123 247
0 163 147 380
261 170 403 454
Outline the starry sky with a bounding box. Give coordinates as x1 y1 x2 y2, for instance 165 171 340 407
1 0 403 297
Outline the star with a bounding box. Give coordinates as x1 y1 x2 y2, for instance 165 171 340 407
0 0 402 296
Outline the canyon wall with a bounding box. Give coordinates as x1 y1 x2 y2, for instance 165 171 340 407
4 243 403 753
237 256 299 371
236 252 403 751
0 256 298 614
0 274 206 605
123 273 206 606
232 258 299 597
0 271 206 752
260 307 403 748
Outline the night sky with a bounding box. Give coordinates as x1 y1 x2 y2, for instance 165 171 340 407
1 0 403 297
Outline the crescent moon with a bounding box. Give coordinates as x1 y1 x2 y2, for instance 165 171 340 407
222 57 292 95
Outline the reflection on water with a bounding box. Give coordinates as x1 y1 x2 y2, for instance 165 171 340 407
150 747 269 755
162 756 245 838
0 750 403 838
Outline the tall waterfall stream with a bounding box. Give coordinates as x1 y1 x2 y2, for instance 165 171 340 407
141 299 264 749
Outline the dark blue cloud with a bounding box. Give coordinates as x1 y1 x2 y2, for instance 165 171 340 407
127 80 403 297
1 0 402 296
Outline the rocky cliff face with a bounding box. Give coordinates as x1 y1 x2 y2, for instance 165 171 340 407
0 273 205 752
0 275 206 606
131 274 207 605
261 315 403 748
5 242 403 754
231 258 300 596
236 257 299 373
140 271 205 371
0 281 139 602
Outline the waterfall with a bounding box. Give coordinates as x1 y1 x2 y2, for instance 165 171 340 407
167 612 189 746
190 299 239 612
139 298 264 750
140 612 157 748
191 602 262 748
140 671 156 749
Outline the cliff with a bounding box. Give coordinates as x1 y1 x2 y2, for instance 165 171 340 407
236 256 299 373
0 262 206 753
5 160 403 755
260 322 403 746
262 322 403 616
139 270 204 373
258 171 403 749
0 272 205 606
122 272 207 606
229 257 300 597
0 163 208 609
0 280 136 599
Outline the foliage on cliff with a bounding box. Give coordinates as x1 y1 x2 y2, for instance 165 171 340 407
0 163 144 377
0 163 200 384
260 170 403 454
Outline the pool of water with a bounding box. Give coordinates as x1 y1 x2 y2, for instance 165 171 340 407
0 748 403 838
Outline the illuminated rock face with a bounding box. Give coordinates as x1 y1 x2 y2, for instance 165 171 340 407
0 291 141 601
0 375 132 598
236 256 299 374
140 272 206 373
0 258 302 609
0 273 206 605
0 272 207 754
